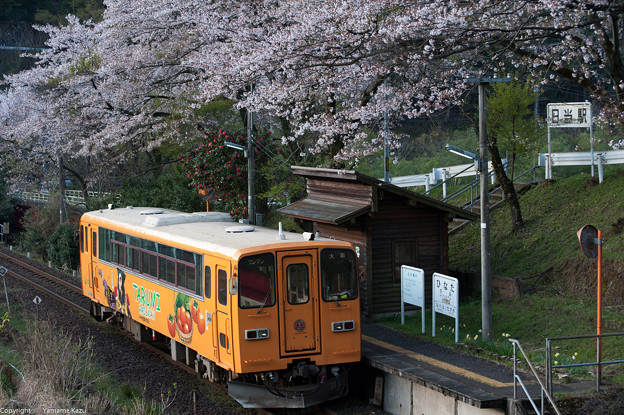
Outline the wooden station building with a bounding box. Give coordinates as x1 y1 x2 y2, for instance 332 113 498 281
279 166 478 320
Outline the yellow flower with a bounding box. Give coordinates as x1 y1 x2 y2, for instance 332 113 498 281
555 353 559 357
474 335 478 340
554 361 558 365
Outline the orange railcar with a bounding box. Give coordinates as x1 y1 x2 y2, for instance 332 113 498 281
79 206 361 408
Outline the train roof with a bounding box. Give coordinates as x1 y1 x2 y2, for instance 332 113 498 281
81 206 352 258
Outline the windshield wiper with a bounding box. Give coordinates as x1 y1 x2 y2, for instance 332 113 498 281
257 290 271 314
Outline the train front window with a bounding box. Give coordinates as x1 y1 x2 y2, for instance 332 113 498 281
321 249 358 302
287 264 309 305
238 253 275 309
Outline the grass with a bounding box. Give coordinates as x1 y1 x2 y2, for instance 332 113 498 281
0 304 178 414
450 167 624 279
380 166 624 387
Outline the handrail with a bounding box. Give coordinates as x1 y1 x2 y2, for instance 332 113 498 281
444 162 538 210
424 163 475 196
510 338 561 415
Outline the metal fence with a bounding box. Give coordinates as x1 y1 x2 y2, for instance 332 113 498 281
539 149 624 182
12 190 115 206
546 332 624 395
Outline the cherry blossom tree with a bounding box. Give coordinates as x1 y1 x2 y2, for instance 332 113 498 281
4 0 624 199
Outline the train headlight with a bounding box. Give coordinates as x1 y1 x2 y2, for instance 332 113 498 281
332 320 355 332
245 328 270 340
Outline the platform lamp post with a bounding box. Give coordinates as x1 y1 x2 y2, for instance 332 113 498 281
247 103 255 225
224 140 255 224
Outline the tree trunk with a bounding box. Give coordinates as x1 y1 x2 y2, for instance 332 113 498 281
58 154 68 225
488 143 524 231
62 161 89 207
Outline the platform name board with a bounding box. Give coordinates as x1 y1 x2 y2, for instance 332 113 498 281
432 272 459 343
400 266 425 331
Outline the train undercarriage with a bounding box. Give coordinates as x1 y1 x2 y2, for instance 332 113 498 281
91 302 349 408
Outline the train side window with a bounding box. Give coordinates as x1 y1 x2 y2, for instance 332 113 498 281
218 269 227 306
149 254 158 278
99 228 111 262
186 265 196 294
160 258 175 284
80 225 84 254
204 266 211 298
91 231 97 257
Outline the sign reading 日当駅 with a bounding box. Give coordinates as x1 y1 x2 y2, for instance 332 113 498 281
547 102 591 128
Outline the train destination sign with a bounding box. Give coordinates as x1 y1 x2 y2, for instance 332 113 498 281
432 272 459 343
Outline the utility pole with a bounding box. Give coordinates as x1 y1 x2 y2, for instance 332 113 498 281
247 86 255 225
478 82 492 340
474 75 511 340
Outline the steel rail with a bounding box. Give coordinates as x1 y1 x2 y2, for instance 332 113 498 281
6 268 89 314
0 251 81 293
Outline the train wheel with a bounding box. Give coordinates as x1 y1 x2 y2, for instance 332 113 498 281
90 302 102 321
206 361 218 383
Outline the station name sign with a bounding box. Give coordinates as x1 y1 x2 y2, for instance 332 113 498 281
547 102 591 128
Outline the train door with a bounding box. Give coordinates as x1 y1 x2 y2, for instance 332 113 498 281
203 263 218 361
79 224 96 297
215 260 234 370
89 228 98 295
277 250 320 354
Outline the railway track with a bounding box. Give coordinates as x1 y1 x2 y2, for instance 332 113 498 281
0 249 341 415
0 250 90 313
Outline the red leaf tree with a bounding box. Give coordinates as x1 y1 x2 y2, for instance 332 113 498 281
179 129 275 219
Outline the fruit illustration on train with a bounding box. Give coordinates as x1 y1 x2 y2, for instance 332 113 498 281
79 206 361 408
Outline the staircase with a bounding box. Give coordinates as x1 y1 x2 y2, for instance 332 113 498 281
447 181 533 234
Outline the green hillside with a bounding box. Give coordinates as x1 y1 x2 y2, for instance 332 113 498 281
449 169 624 305
382 168 624 399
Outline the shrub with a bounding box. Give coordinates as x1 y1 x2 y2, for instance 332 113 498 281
47 223 79 270
19 203 59 261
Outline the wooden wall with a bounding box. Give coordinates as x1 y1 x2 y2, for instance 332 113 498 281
307 179 372 207
369 192 448 317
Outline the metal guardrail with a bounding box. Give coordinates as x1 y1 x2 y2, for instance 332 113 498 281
385 160 502 192
546 332 624 395
510 338 561 415
539 149 624 182
12 190 115 206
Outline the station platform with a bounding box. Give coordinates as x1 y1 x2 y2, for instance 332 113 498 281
361 323 593 415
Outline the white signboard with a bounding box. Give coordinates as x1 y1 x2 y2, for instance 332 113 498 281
547 102 591 128
545 102 594 180
432 272 459 343
400 266 425 332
